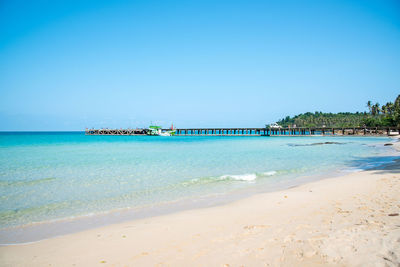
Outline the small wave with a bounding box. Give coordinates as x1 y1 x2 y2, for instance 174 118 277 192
219 173 257 181
181 170 278 187
259 171 277 176
218 170 277 182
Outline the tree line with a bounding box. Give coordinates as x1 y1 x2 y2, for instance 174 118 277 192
276 95 400 128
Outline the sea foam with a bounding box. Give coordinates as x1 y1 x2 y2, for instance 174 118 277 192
260 171 277 176
219 171 277 181
219 173 257 181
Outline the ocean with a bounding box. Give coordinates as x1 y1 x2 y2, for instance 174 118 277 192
0 132 397 242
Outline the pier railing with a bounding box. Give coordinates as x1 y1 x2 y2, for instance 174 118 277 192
85 129 146 135
85 127 400 136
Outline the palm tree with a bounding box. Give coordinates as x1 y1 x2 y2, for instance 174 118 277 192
395 95 400 111
381 104 387 116
371 105 377 116
394 95 400 126
371 103 380 116
367 101 372 114
386 102 394 115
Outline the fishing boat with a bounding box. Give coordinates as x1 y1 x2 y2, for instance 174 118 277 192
146 124 176 136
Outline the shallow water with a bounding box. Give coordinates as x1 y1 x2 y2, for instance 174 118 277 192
0 132 395 230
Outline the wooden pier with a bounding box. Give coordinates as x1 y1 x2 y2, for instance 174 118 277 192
173 127 399 136
85 128 147 135
86 127 400 136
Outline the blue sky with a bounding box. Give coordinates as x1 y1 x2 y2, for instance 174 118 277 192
0 0 399 130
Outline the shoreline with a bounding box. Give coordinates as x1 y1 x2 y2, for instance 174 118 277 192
0 141 399 266
0 139 397 245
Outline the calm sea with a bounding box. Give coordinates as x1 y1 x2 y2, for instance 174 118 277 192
0 132 396 235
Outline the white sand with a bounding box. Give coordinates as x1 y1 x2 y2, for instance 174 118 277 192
1 143 400 266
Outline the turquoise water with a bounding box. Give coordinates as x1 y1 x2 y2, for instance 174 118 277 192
0 132 395 229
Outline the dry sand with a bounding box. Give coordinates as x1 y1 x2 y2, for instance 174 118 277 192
1 143 400 267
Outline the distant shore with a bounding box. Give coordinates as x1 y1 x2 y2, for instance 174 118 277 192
1 140 399 266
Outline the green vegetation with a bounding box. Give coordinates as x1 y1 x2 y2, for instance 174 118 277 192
276 95 400 128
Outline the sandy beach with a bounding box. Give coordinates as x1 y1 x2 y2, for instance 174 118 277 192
1 142 399 267
2 0 399 265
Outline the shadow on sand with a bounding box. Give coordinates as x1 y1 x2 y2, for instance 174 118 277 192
346 156 400 174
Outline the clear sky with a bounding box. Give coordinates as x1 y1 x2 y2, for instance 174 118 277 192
0 0 399 130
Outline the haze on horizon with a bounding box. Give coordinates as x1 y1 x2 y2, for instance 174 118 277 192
0 0 399 131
